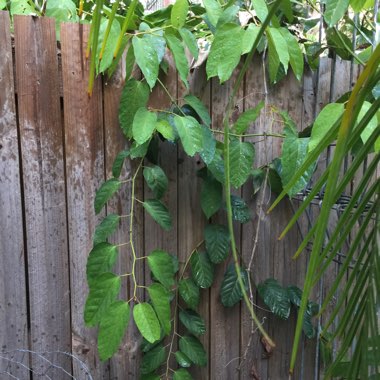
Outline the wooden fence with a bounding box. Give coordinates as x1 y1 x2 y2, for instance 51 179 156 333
0 11 361 380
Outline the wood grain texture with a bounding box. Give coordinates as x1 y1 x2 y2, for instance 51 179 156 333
14 15 71 377
0 11 30 380
60 22 109 379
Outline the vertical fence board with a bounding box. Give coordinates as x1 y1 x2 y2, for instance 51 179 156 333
60 23 109 379
14 15 71 377
0 12 30 380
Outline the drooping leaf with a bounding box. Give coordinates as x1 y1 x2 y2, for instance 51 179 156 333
132 107 157 145
233 101 264 135
84 273 121 326
179 278 200 310
230 195 251 223
229 140 255 188
140 23 166 64
258 278 291 319
287 286 303 307
98 301 130 360
206 23 244 83
204 224 230 264
140 344 166 374
125 44 135 82
190 251 214 289
175 352 192 368
303 302 319 338
143 199 172 231
171 0 189 28
251 0 268 23
87 242 119 284
326 28 352 60
279 28 304 81
132 35 159 89
179 309 206 335
119 79 150 139
203 0 223 27
179 336 207 366
174 368 193 380
143 165 169 199
93 215 120 245
166 34 189 88
112 150 130 178
133 303 161 343
201 177 223 219
174 115 204 156
324 0 350 27
130 140 150 159
220 264 248 307
200 125 216 165
156 119 176 141
179 28 199 59
208 152 225 183
147 250 175 289
148 283 172 335
94 178 121 215
242 24 260 55
267 27 290 83
184 95 211 127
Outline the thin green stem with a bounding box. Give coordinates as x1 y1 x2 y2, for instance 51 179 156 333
211 129 285 138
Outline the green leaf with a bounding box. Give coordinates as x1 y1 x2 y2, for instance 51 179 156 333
140 344 166 374
287 286 303 307
279 28 304 81
179 336 207 366
0 0 7 10
308 103 344 152
143 165 168 199
208 152 225 183
140 373 161 380
252 168 265 195
179 278 200 310
200 125 216 165
258 278 291 319
156 119 176 141
358 101 378 144
233 102 264 135
84 273 121 326
220 264 248 307
179 309 206 335
125 45 135 82
147 250 175 289
45 0 78 40
11 0 37 15
242 24 260 55
190 251 214 289
216 5 239 27
204 224 230 264
93 215 120 245
174 368 193 380
175 352 192 368
229 140 255 188
350 0 367 12
206 23 244 83
303 302 318 339
201 177 223 219
112 150 130 178
98 301 130 360
230 195 251 223
166 34 189 88
251 0 268 23
94 178 121 214
133 303 161 343
267 27 290 83
143 199 172 231
148 283 171 335
184 95 211 127
132 36 159 89
324 0 350 27
174 115 204 156
130 140 150 159
140 23 166 63
203 0 223 27
119 79 150 139
87 242 118 284
132 108 157 145
171 0 189 28
179 28 199 60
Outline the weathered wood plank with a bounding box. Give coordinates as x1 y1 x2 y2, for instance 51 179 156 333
0 11 30 380
13 15 71 377
60 22 109 379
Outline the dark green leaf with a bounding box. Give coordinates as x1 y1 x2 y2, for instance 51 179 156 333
140 373 160 380
119 79 150 139
324 0 349 27
190 251 214 289
179 28 199 59
98 301 130 360
179 278 200 310
174 115 204 156
112 150 130 178
208 152 225 183
230 195 251 223
125 45 135 82
326 28 352 60
201 177 222 219
184 95 211 127
287 286 303 307
87 242 118 284
258 278 291 319
143 165 169 199
147 250 175 289
220 264 248 307
93 215 120 245
132 108 157 145
133 303 161 343
171 0 189 28
140 344 166 374
148 283 172 335
179 336 207 366
143 199 172 231
166 34 189 88
252 168 265 195
94 178 121 214
233 101 264 135
229 140 255 188
174 368 193 379
204 224 230 264
175 352 192 368
303 302 318 339
84 273 121 326
200 125 216 165
179 309 206 335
